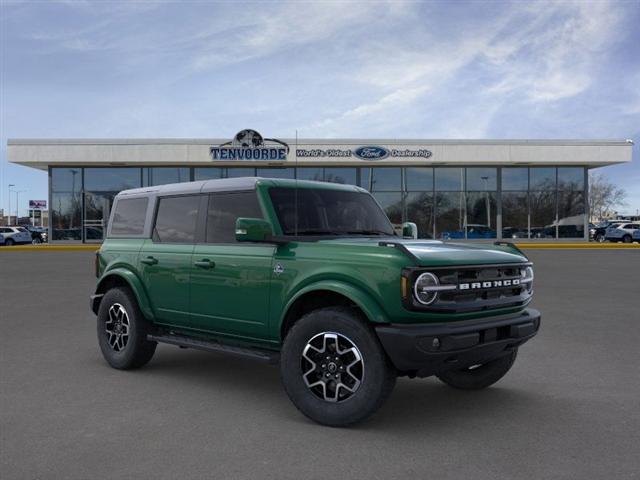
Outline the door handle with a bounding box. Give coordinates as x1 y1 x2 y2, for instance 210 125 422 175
194 259 215 269
141 256 158 266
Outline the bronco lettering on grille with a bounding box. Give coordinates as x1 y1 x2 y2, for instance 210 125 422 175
458 278 521 290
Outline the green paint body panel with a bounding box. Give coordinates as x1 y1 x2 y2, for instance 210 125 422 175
95 178 531 350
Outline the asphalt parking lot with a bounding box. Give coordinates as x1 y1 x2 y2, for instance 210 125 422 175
1 249 639 479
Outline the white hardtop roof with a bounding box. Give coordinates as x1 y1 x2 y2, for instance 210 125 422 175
116 176 363 198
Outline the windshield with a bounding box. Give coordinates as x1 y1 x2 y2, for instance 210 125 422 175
268 187 396 236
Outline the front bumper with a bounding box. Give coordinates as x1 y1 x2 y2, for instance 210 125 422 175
375 308 541 377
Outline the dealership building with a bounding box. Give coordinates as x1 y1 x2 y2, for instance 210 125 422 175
7 132 633 243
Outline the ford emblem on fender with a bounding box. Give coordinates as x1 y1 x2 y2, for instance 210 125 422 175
354 146 390 160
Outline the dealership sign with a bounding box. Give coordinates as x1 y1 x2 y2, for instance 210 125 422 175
211 129 289 160
29 200 47 209
211 130 433 162
296 146 432 160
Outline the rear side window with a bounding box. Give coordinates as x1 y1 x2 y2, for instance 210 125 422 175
110 198 148 236
153 195 200 243
206 191 263 243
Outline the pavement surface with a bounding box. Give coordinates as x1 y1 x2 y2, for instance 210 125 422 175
1 250 639 479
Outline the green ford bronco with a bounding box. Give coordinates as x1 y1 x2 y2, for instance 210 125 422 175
91 177 540 426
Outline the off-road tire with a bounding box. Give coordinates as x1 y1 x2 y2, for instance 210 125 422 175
97 287 157 370
436 349 518 390
280 307 396 427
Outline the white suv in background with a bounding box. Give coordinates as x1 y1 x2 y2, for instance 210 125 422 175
0 226 32 246
605 223 640 243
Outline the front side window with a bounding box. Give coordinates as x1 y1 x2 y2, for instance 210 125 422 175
110 197 148 236
268 187 395 236
206 192 263 243
153 195 200 243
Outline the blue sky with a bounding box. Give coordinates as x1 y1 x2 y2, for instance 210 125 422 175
1 0 639 216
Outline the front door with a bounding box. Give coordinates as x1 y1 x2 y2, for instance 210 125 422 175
189 191 275 340
138 194 201 327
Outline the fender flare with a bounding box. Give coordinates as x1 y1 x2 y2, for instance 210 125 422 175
95 268 154 321
280 280 388 331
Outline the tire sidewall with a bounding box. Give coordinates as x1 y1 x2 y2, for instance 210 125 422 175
280 308 395 426
97 288 148 369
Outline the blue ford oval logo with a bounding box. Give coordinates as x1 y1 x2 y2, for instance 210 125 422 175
354 146 389 160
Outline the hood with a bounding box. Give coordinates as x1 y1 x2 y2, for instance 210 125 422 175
321 237 528 266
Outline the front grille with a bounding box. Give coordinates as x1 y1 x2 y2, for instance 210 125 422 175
405 263 533 313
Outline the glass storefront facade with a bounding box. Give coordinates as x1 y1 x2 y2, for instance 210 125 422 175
49 165 588 242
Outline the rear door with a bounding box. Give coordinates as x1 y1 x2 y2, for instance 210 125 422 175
138 194 202 327
189 191 275 339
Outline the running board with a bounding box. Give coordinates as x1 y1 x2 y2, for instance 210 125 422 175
147 333 280 364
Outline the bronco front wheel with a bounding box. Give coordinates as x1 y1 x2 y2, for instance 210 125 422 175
97 287 157 370
280 307 396 427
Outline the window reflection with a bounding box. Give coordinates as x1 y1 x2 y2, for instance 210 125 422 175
51 192 81 241
529 168 556 190
324 168 356 185
435 168 463 191
502 192 528 239
256 168 295 179
226 168 256 178
557 167 584 190
466 192 497 238
530 190 556 238
194 168 224 181
296 168 323 181
466 168 497 191
405 168 433 191
84 168 141 192
502 168 528 191
51 168 82 194
372 192 402 224
361 168 402 191
435 192 465 239
557 191 584 238
143 168 189 186
405 192 434 238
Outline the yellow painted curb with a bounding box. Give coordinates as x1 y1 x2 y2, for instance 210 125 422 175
0 245 99 251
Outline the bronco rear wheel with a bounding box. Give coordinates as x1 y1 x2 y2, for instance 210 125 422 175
436 349 518 390
97 287 157 370
280 307 396 427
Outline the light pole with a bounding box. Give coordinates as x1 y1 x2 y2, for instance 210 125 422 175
15 190 26 225
8 184 15 225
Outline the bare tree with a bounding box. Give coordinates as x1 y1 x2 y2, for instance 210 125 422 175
589 172 627 221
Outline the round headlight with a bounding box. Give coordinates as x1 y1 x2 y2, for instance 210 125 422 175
414 272 440 305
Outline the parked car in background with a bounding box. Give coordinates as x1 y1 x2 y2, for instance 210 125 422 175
501 227 528 239
21 225 48 244
0 226 32 246
440 224 496 240
605 223 640 243
591 221 626 242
